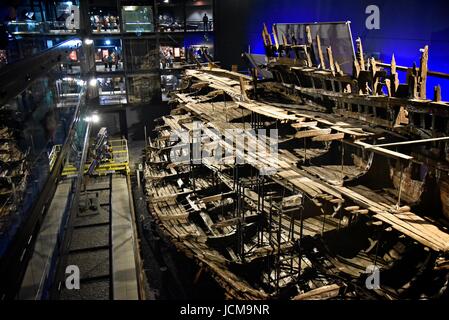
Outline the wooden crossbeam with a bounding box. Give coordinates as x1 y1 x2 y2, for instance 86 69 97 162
158 213 190 221
355 141 413 160
316 34 325 69
201 191 235 204
375 136 449 148
312 133 345 142
291 121 318 128
295 129 332 139
377 61 449 80
293 284 341 300
212 214 259 229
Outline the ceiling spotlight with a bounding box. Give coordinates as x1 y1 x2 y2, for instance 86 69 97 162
89 78 97 87
85 114 100 123
91 114 100 123
84 38 93 45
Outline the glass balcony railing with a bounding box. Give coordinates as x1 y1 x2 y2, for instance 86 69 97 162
121 6 155 33
186 19 214 32
6 21 78 35
0 66 85 258
0 42 87 287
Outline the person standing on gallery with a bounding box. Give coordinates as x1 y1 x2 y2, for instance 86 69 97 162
203 13 209 31
107 54 113 71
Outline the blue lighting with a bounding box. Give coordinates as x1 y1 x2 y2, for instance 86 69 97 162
244 0 449 100
105 40 111 45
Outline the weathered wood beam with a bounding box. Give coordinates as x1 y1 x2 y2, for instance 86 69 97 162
419 45 429 99
371 58 381 95
355 141 413 160
316 34 325 69
158 213 190 221
375 136 449 148
335 61 343 76
345 206 360 211
295 129 332 139
312 133 345 142
353 59 361 78
356 37 365 71
282 33 289 46
263 23 272 46
385 79 392 97
434 85 442 102
391 54 397 74
201 191 235 204
293 284 341 300
353 209 369 215
272 24 279 50
305 25 313 45
211 215 258 229
291 121 318 129
327 46 335 75
378 61 449 80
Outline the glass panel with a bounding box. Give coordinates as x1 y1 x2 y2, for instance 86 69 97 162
157 0 185 33
127 75 161 104
94 39 123 72
124 39 158 71
161 71 183 101
121 6 154 33
6 21 45 34
274 22 355 74
185 33 214 63
89 6 120 34
186 0 213 32
160 45 186 69
0 65 84 256
96 77 127 106
7 3 80 35
47 2 80 33
4 38 50 65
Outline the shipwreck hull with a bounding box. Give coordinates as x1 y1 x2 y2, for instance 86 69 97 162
440 177 449 220
143 44 449 299
389 161 427 206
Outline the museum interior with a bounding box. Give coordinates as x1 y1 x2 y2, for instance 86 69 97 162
0 0 449 303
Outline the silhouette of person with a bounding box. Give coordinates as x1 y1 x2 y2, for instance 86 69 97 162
202 13 209 31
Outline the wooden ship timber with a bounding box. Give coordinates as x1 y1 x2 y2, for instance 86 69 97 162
0 124 29 236
260 22 449 220
143 22 449 300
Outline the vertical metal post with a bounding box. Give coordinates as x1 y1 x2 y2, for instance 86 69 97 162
304 138 307 163
268 196 273 244
297 197 304 281
341 142 345 183
397 161 405 209
276 204 282 294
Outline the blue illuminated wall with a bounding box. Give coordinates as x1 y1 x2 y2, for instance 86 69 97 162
215 0 449 99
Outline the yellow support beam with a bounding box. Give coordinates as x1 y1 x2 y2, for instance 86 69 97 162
61 139 130 177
